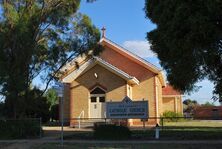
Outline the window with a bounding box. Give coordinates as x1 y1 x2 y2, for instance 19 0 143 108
99 97 105 102
90 86 106 103
90 97 97 102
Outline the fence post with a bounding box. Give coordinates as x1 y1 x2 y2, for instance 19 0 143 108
143 119 146 132
155 124 160 139
161 117 164 130
39 117 42 138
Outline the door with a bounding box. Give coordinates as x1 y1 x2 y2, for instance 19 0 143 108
89 87 106 118
90 95 106 118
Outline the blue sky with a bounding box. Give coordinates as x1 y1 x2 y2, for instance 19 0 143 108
0 1 217 105
79 0 217 105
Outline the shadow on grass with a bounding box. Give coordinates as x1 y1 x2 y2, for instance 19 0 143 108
57 126 222 140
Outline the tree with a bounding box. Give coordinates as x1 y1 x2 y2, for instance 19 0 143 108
183 99 199 114
45 88 58 110
145 0 222 101
0 101 4 118
50 104 59 121
201 101 215 107
0 0 102 118
4 88 50 122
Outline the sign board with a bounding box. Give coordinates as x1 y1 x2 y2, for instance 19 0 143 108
106 96 148 119
53 82 64 97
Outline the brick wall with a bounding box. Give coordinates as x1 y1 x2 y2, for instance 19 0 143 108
69 64 126 126
162 96 183 114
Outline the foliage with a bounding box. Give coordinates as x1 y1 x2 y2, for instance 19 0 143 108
4 88 50 122
161 111 184 122
145 0 222 100
0 102 4 118
45 88 58 110
0 0 101 118
0 119 41 139
183 99 199 114
93 124 131 140
201 101 215 107
50 104 59 121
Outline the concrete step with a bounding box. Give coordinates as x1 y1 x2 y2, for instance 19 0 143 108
73 120 111 128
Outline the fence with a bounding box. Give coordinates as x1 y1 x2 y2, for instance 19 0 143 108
0 118 42 139
62 116 222 129
0 117 221 140
45 116 222 140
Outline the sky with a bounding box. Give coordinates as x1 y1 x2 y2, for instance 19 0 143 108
78 0 217 105
0 1 217 105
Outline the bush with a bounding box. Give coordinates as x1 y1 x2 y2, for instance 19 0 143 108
50 104 59 121
93 124 131 140
0 102 5 118
0 119 41 139
4 88 50 123
161 111 184 122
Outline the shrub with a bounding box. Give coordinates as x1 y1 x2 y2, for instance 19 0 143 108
50 104 59 121
93 124 131 140
161 111 184 122
0 102 5 118
0 119 41 139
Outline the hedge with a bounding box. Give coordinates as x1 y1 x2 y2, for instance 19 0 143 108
0 119 41 139
93 124 131 140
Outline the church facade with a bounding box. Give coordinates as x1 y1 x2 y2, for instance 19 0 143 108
59 36 182 126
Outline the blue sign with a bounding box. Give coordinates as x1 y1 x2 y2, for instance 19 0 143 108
106 96 149 119
53 82 64 97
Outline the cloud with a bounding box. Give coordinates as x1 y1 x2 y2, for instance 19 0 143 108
122 40 156 58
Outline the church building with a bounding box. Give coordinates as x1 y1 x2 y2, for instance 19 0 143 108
59 30 183 126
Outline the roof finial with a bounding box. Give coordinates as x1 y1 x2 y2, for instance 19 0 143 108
101 26 106 38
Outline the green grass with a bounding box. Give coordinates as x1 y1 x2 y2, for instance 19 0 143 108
164 120 222 127
132 128 222 140
33 143 222 149
133 120 222 140
63 127 222 140
63 120 222 140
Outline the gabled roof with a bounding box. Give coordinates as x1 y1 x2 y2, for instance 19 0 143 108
100 37 166 86
162 84 181 96
62 56 139 85
59 37 166 87
100 38 161 73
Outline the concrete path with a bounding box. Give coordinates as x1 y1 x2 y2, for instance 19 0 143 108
1 139 222 149
1 139 222 144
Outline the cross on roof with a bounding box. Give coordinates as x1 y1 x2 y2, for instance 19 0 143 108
101 27 106 38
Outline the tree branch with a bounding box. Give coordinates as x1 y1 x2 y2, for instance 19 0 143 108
41 51 78 91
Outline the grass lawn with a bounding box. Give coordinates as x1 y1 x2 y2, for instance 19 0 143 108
33 143 222 149
164 120 222 127
133 120 222 140
63 128 222 140
63 120 222 140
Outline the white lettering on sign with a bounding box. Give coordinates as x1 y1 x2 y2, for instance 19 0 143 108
106 96 149 119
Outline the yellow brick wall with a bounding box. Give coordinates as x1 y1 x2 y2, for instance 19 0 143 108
70 64 127 119
132 77 156 119
70 80 89 118
177 97 183 114
162 97 175 113
162 96 183 114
